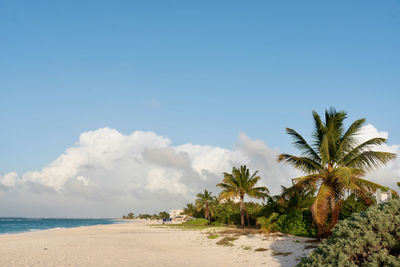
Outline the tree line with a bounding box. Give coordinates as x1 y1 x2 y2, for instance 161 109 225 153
183 108 398 239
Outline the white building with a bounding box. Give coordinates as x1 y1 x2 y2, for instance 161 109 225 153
169 209 183 218
375 189 392 204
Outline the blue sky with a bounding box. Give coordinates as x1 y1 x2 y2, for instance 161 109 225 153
1 0 400 176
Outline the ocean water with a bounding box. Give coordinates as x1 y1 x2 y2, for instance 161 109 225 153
0 218 122 234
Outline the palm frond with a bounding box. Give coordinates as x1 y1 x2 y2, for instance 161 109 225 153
292 174 320 189
345 151 396 170
341 138 389 164
278 154 322 173
337 118 366 155
286 128 321 162
311 184 333 227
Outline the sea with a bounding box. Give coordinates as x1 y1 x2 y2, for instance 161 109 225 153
0 217 123 234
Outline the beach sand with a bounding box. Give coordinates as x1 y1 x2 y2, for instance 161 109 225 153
0 221 315 266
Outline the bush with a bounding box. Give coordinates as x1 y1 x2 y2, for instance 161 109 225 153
183 218 210 226
339 194 368 220
214 200 241 225
276 210 316 237
297 199 400 267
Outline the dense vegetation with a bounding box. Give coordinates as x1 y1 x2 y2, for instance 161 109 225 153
122 211 170 220
297 199 400 266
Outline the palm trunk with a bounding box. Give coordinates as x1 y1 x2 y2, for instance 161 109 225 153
205 204 209 221
328 199 342 233
245 207 250 226
240 196 245 228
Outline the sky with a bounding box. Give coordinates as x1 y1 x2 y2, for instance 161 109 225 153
0 1 400 217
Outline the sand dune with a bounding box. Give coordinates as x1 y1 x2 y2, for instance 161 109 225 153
0 221 314 266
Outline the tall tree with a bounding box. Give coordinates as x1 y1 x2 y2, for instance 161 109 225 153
195 190 218 221
278 108 396 238
217 165 269 228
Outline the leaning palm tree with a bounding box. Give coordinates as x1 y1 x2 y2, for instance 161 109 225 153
195 190 218 221
217 165 269 228
278 108 397 238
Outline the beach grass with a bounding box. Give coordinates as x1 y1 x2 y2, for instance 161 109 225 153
216 236 238 246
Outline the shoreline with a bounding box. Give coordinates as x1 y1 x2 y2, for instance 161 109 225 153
0 218 127 236
0 220 315 266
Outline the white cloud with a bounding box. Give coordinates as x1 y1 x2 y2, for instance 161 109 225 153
359 124 400 190
1 124 397 218
0 172 18 187
0 128 292 217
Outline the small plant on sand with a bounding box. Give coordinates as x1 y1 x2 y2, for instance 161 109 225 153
255 247 269 252
183 218 209 226
216 236 238 246
256 213 279 239
207 234 219 239
272 251 293 256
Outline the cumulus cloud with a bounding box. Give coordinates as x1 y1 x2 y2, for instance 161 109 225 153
0 128 294 217
359 124 400 190
1 124 398 218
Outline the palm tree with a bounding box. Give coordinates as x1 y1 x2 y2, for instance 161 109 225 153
195 190 218 221
182 203 196 217
278 108 397 238
217 165 269 228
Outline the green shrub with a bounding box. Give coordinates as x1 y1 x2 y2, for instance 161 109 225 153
183 218 210 226
297 199 400 267
339 194 368 220
214 200 241 225
276 210 316 237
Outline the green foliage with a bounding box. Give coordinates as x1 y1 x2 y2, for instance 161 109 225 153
297 199 400 266
138 214 152 219
257 213 279 237
207 234 219 239
213 200 266 226
278 108 396 238
276 210 317 237
195 190 218 220
158 211 170 219
245 202 267 225
339 194 368 220
214 199 241 225
216 236 238 246
182 203 197 217
217 165 269 227
182 218 210 226
122 212 134 219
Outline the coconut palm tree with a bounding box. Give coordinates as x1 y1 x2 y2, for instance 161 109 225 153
217 165 269 228
278 108 397 238
195 190 218 221
182 203 196 217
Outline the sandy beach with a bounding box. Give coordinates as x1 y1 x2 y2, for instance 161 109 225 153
0 221 315 267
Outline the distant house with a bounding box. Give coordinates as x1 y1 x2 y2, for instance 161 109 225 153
169 209 183 218
375 188 392 204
